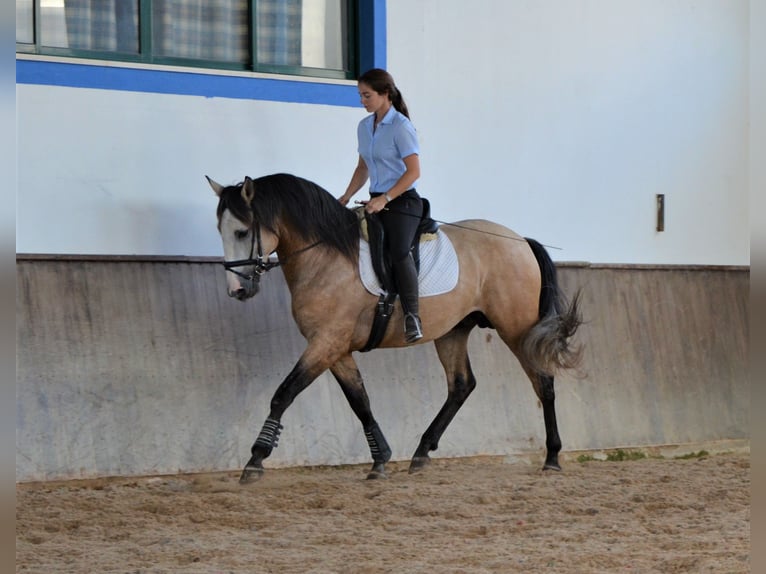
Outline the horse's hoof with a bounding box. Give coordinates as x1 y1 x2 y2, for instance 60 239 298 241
408 456 431 474
542 461 562 472
239 465 264 484
366 463 388 480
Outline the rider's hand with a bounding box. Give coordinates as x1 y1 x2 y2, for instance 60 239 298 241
364 195 388 214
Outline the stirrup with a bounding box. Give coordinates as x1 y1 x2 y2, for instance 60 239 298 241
404 313 423 343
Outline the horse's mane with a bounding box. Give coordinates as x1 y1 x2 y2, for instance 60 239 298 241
217 173 360 263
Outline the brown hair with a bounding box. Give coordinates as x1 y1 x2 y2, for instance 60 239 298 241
357 68 410 119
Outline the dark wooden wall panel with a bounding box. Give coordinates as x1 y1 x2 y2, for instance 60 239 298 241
555 266 748 449
16 259 749 480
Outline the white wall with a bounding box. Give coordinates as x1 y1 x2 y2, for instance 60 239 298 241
389 0 750 265
16 0 751 264
17 84 362 256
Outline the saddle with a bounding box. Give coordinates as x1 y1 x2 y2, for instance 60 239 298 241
363 197 439 292
358 198 439 352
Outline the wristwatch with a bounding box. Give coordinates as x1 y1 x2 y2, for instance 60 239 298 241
384 193 392 203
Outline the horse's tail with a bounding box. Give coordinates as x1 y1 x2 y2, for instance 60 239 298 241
520 238 584 377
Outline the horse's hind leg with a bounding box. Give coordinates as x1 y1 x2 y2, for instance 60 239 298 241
526 370 562 471
330 354 393 479
409 320 477 474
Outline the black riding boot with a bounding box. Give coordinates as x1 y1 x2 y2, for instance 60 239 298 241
393 254 423 343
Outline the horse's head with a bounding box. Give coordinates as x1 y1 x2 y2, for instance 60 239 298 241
207 176 279 301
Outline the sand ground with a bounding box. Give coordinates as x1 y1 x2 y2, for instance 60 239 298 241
16 451 750 573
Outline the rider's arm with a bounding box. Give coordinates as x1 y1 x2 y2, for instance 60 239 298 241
338 155 369 206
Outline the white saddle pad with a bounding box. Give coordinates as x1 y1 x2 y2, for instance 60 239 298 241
359 230 459 297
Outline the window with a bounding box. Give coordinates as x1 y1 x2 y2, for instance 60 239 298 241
16 0 357 80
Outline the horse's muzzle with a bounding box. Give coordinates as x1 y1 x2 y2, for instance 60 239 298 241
228 278 260 300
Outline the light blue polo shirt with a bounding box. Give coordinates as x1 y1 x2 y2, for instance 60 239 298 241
357 106 420 194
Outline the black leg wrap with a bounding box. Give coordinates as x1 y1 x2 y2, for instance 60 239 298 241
364 423 392 464
254 418 284 454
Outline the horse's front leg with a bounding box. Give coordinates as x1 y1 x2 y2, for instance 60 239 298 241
330 354 392 479
240 357 326 484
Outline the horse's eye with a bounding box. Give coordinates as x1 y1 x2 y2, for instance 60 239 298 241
234 229 249 240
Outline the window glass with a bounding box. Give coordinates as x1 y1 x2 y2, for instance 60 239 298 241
40 0 139 53
152 0 249 64
16 0 34 44
298 0 346 70
17 0 354 78
258 0 347 70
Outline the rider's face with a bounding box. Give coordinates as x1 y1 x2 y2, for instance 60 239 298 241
358 82 390 116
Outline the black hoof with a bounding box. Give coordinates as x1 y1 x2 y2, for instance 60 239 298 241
542 461 562 472
239 465 265 484
366 463 388 480
408 456 431 474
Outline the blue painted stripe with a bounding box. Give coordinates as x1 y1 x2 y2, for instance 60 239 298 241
16 60 361 107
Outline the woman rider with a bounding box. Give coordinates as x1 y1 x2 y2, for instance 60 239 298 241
338 68 424 343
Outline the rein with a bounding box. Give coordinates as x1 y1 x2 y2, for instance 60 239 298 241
223 202 562 281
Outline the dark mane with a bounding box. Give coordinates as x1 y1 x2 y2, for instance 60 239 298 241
217 173 360 263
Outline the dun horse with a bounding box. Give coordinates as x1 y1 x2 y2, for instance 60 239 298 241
207 173 582 484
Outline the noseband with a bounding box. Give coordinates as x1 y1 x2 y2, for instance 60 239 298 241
223 220 280 281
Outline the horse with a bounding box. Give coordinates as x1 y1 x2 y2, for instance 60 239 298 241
206 173 583 484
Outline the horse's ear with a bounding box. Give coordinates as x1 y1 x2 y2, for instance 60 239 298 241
206 175 225 196
241 177 256 204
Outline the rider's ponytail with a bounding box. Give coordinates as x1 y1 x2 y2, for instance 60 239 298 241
389 85 410 119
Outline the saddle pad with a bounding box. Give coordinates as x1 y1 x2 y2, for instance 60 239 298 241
359 230 459 297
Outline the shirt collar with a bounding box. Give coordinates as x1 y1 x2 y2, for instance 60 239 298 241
367 105 397 126
380 105 397 124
